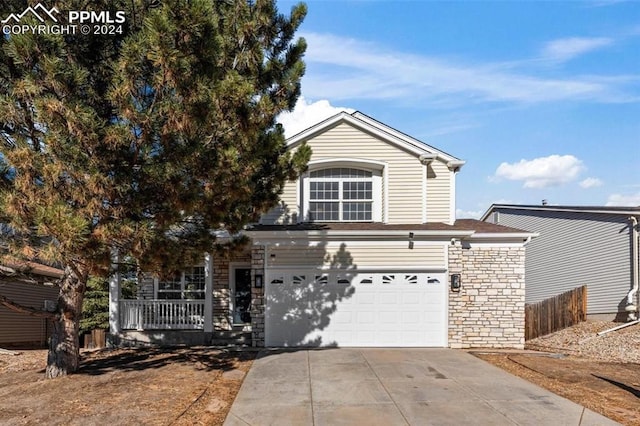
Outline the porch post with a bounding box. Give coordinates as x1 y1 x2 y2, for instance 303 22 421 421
108 249 121 334
204 252 213 333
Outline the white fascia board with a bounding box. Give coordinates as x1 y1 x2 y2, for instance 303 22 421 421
244 229 474 243
287 112 444 160
469 232 538 239
464 242 530 248
463 232 539 246
482 204 640 220
447 160 466 171
351 112 465 167
479 205 496 222
285 111 353 146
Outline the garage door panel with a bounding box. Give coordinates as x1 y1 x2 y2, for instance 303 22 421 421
379 294 400 304
379 311 398 323
356 311 376 324
266 271 446 347
333 311 353 324
358 293 376 304
401 311 422 324
401 293 422 304
375 331 398 344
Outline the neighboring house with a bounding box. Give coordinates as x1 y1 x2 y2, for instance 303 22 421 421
481 204 640 320
109 112 535 349
0 262 63 347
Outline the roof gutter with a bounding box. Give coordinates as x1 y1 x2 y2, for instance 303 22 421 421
245 229 475 241
482 204 640 219
245 229 538 247
465 232 538 240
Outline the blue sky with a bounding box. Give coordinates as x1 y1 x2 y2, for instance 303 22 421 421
276 0 640 218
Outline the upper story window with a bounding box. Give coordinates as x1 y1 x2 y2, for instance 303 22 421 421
305 167 381 222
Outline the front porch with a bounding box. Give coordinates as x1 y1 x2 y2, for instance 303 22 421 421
119 299 206 330
108 248 266 347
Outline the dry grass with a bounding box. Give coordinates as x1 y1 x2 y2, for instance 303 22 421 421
0 347 255 426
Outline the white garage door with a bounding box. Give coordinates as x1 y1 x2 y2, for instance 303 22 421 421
265 270 447 347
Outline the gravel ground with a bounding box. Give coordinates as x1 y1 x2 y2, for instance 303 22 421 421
526 320 640 363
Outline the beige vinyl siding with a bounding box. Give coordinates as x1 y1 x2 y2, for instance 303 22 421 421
302 123 425 224
268 243 446 269
261 180 299 224
259 122 454 225
426 160 452 223
0 280 59 346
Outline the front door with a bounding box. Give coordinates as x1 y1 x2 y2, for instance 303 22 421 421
233 268 252 324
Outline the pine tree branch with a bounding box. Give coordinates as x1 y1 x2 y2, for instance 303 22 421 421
0 294 57 319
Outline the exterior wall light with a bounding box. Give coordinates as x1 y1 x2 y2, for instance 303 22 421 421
450 274 461 292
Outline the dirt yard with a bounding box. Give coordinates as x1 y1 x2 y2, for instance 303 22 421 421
2 322 639 425
0 347 254 426
476 320 640 426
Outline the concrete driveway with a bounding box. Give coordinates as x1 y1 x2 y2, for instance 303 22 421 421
224 348 618 426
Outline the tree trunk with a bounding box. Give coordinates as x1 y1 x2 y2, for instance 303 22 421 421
46 266 86 378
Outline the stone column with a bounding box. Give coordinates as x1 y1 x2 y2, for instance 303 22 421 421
448 243 526 349
250 245 266 347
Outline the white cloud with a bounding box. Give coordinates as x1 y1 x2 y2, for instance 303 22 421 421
606 192 640 206
541 37 613 62
494 155 584 188
300 32 636 105
277 97 354 138
455 208 485 219
579 177 603 188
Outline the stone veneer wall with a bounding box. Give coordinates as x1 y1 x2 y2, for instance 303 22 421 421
448 243 525 349
212 248 251 331
250 245 265 347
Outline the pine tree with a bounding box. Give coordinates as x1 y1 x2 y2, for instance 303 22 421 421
80 276 135 335
0 0 310 377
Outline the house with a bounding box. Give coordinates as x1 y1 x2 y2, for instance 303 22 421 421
109 112 536 349
0 261 63 347
481 204 640 321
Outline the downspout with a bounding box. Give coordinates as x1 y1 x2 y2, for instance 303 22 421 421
625 216 639 321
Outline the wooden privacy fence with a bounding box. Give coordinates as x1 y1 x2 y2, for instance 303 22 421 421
83 329 106 349
525 285 587 341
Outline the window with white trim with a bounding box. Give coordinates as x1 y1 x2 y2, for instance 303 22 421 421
306 167 379 222
157 266 205 300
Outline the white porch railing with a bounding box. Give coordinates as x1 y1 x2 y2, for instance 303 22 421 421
120 299 205 330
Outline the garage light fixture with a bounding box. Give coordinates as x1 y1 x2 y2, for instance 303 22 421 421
450 274 461 292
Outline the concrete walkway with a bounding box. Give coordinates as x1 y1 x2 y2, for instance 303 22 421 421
224 348 619 426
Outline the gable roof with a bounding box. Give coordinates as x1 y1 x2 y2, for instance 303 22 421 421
285 111 465 170
481 204 640 221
